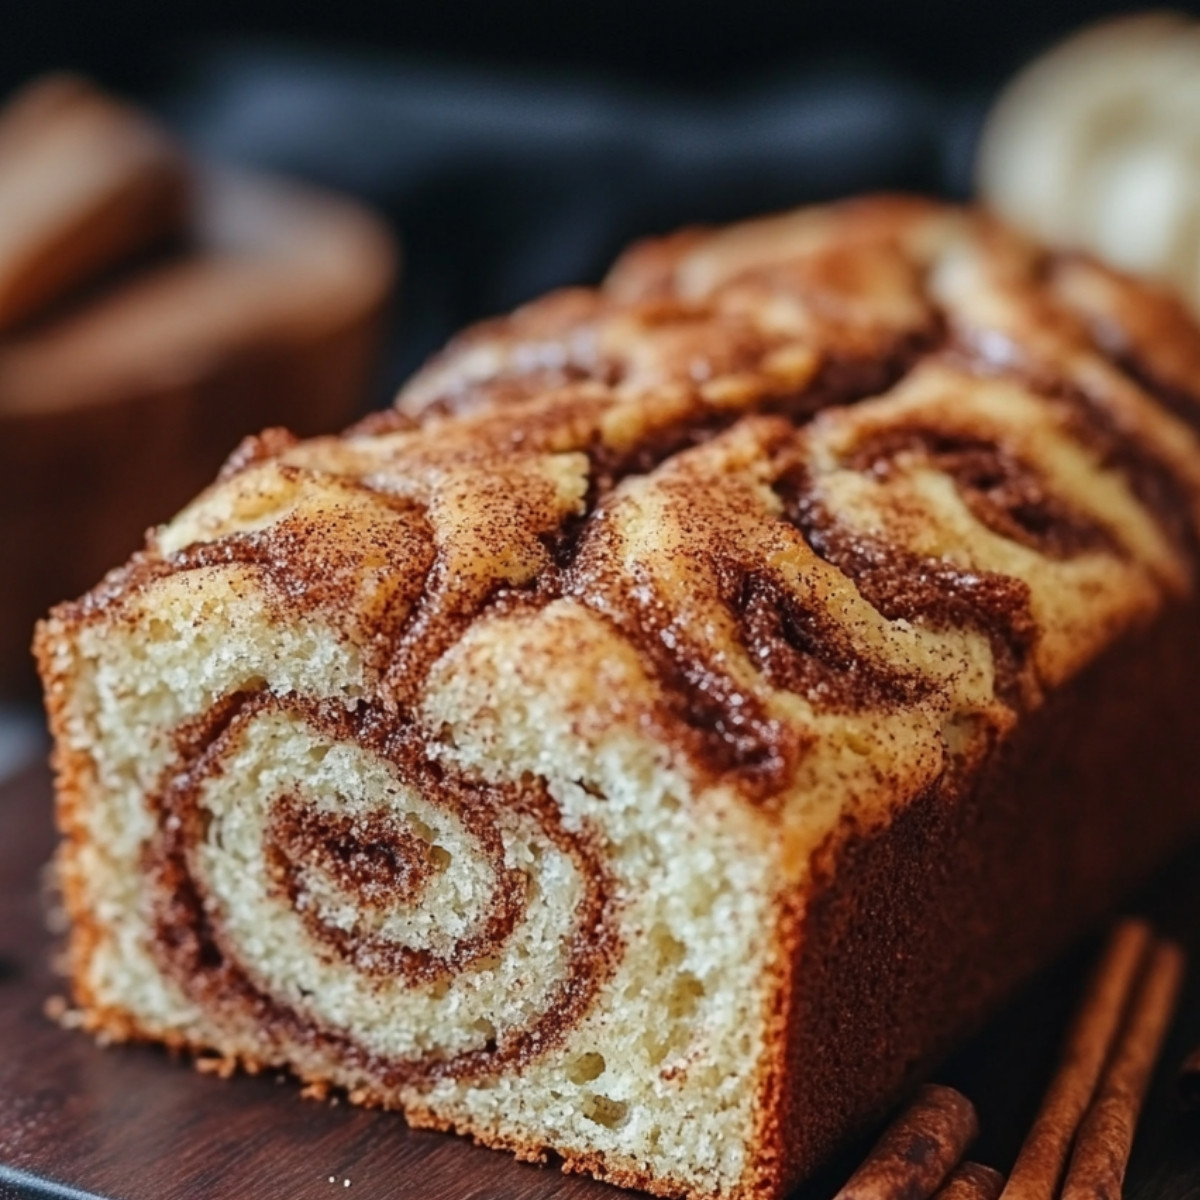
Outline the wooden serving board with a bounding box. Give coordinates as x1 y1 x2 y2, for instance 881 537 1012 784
2 764 1199 1200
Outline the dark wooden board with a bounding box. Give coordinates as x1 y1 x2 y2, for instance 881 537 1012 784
2 763 1199 1200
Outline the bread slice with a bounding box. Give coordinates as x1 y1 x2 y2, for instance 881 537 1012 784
36 197 1200 1200
0 74 189 332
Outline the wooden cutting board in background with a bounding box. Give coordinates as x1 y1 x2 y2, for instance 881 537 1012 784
1 764 1198 1200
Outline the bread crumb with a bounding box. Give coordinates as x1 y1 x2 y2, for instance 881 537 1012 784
43 993 96 1032
195 1054 237 1079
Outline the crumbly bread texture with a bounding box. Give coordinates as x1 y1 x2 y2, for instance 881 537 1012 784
36 197 1200 1200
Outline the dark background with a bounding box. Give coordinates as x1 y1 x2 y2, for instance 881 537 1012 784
6 0 1199 390
5 0 1198 97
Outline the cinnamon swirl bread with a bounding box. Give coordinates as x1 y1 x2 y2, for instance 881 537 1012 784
36 197 1200 1200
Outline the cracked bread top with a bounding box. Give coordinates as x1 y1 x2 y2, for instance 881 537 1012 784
48 195 1200 862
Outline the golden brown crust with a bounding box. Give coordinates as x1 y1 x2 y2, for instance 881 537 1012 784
771 599 1200 1190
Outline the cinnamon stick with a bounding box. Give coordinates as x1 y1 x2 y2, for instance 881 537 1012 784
998 918 1154 1200
833 1084 979 1200
1180 1044 1200 1108
932 1162 1005 1200
1061 938 1186 1200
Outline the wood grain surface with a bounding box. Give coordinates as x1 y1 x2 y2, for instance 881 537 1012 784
1 764 1198 1200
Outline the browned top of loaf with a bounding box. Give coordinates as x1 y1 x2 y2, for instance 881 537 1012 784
49 196 1200 848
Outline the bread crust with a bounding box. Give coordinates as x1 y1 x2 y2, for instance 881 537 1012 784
769 599 1200 1191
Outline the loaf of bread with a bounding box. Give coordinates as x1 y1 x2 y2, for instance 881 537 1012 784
36 197 1200 1200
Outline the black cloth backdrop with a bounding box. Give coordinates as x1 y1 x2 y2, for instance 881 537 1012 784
167 46 971 395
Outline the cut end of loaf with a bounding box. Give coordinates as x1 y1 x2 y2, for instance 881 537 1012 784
38 578 785 1199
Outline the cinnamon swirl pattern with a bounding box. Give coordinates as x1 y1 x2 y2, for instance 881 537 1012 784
148 692 618 1086
37 197 1200 1200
